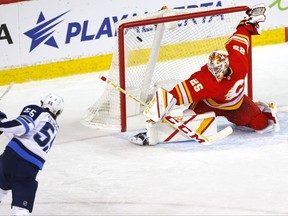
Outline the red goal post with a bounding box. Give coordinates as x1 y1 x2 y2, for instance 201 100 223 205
83 5 252 132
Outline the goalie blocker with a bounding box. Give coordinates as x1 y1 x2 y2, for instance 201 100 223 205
143 88 176 123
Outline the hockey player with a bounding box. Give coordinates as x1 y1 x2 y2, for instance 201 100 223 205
130 4 280 145
0 93 64 215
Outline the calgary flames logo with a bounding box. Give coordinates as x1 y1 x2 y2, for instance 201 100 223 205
225 79 245 101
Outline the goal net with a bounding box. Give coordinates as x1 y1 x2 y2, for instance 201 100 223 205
82 5 252 132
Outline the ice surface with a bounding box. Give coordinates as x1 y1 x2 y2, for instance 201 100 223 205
0 43 288 215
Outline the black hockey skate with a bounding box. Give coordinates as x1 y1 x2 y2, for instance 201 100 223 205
129 131 149 146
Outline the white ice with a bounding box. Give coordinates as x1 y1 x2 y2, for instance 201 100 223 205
0 43 288 215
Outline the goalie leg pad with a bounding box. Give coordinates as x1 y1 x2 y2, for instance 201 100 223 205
183 111 217 137
155 111 217 143
143 88 176 122
128 112 218 145
146 120 159 145
255 101 280 133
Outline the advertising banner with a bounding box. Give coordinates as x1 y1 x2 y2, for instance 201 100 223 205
0 0 287 81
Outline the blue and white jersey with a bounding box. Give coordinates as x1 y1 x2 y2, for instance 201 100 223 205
0 104 59 170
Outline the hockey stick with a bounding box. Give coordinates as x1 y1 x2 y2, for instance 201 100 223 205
0 82 14 102
99 76 232 145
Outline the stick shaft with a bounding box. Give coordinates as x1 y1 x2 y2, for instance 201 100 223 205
0 82 14 101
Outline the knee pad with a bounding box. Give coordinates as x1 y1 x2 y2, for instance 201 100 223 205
248 113 268 130
11 206 29 215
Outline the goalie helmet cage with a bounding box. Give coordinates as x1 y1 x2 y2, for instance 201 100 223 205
83 5 252 132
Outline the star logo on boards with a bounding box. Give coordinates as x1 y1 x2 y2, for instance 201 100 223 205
24 11 69 52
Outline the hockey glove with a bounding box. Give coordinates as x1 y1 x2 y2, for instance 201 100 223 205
143 88 176 123
0 111 7 135
0 111 7 121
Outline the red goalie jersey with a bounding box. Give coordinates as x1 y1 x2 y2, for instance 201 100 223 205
169 21 269 130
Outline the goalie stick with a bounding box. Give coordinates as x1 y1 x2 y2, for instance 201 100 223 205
0 82 14 102
99 75 232 145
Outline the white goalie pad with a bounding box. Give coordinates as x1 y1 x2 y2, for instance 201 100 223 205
147 110 217 145
143 88 176 122
256 101 280 133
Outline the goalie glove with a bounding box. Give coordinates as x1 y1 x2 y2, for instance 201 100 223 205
143 88 176 123
246 4 269 25
238 4 269 35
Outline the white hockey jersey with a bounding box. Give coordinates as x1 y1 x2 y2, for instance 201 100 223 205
0 104 59 170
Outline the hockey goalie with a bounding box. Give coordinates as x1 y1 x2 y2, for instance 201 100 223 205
129 4 280 146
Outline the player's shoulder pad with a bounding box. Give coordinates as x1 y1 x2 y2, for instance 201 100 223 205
20 104 46 120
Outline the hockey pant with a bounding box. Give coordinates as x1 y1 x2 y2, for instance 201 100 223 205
0 147 39 213
189 95 273 131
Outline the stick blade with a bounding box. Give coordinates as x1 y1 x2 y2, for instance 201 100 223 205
206 126 233 144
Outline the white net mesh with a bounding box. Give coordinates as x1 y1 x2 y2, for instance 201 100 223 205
82 6 248 131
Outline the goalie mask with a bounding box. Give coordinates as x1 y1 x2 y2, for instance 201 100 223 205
207 50 229 82
41 93 64 118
